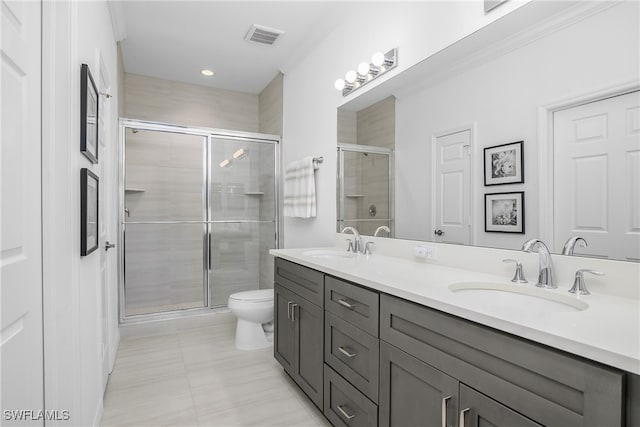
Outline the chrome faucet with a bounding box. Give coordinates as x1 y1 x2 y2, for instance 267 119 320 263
374 225 391 237
562 236 588 256
341 227 361 253
522 239 556 289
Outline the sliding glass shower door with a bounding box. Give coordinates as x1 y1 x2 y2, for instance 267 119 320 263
123 128 207 316
121 121 278 320
208 137 276 307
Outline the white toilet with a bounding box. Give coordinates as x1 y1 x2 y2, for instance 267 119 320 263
228 289 274 350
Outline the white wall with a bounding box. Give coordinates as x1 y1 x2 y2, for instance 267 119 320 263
281 1 531 248
395 2 639 249
42 1 119 425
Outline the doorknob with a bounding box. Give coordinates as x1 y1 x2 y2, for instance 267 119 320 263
105 241 116 251
434 229 445 236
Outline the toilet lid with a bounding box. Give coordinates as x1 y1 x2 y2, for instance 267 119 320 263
229 289 273 303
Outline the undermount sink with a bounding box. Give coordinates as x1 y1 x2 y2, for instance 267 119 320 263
448 282 589 312
302 250 358 259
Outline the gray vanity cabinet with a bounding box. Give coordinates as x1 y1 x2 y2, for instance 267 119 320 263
274 258 324 409
274 284 296 375
380 294 625 427
459 384 543 427
379 341 458 427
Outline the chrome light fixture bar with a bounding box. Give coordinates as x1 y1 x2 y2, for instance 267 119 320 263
334 48 397 97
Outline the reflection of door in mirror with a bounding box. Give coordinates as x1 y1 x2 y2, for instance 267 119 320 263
553 90 640 261
434 129 472 245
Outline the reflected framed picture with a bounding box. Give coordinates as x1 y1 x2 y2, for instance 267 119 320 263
81 168 99 256
80 63 99 164
484 141 523 186
485 191 524 234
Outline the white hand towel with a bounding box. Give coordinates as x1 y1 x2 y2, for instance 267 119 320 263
284 156 317 218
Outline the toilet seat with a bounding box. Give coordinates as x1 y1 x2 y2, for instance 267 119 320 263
229 289 273 303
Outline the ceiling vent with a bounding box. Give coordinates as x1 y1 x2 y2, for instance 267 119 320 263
244 24 284 46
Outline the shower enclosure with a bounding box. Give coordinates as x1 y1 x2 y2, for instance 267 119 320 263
119 120 279 321
336 143 393 237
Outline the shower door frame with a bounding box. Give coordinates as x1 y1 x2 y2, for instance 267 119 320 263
336 143 394 235
118 119 281 323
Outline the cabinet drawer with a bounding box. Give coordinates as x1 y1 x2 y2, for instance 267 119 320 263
324 364 378 427
274 258 324 306
380 294 625 427
325 312 379 403
325 276 379 336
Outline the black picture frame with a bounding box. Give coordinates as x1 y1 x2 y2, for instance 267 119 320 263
81 168 99 256
484 191 525 234
80 63 99 164
484 141 524 186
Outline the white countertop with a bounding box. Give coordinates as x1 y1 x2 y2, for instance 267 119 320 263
270 247 640 375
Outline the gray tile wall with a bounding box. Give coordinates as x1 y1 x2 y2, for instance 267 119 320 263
122 74 279 315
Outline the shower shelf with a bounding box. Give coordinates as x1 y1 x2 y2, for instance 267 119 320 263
345 194 365 198
244 192 264 196
125 187 145 193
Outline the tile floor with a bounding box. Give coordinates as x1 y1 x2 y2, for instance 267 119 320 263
101 311 330 427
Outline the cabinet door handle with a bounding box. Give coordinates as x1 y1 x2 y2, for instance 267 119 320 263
337 299 356 310
337 404 355 420
338 346 357 358
287 301 292 320
442 395 451 427
291 303 298 322
459 408 470 427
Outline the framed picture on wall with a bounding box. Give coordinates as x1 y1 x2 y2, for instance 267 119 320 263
80 63 99 164
484 141 523 186
81 168 99 256
485 191 524 234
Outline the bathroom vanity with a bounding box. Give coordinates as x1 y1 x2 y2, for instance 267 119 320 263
271 246 640 427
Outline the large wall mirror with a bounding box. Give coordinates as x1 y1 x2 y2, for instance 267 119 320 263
337 1 639 262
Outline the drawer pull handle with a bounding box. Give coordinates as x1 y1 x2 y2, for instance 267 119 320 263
291 303 298 322
287 301 292 320
459 408 469 427
338 346 357 358
442 395 451 427
337 299 356 309
337 404 355 420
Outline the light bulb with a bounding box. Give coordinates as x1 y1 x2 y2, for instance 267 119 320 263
334 78 346 91
201 69 215 77
219 159 230 168
345 70 357 84
233 148 246 159
357 62 370 76
371 52 385 67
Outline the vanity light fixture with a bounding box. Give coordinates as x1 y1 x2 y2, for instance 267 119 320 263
201 69 215 77
335 48 397 96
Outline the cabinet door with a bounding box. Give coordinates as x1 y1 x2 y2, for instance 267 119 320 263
274 284 295 376
293 295 324 409
380 342 458 427
459 384 543 427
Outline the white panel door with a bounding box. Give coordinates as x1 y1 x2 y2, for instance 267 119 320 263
96 54 116 391
554 91 640 261
1 0 44 424
434 130 471 245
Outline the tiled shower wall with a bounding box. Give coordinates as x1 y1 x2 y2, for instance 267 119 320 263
122 73 282 315
337 96 395 236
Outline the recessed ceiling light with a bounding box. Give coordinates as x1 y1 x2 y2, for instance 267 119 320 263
201 69 215 77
